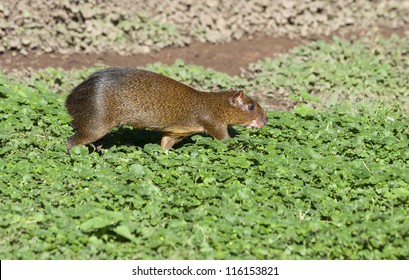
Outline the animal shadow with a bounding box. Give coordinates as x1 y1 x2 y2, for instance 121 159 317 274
89 126 240 153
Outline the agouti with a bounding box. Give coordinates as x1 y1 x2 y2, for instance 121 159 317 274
65 68 268 152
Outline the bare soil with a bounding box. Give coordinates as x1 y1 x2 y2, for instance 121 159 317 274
1 36 302 76
1 25 407 77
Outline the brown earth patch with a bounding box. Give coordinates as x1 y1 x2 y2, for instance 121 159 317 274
1 36 302 76
1 25 407 77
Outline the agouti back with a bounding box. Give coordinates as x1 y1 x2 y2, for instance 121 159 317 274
65 68 268 151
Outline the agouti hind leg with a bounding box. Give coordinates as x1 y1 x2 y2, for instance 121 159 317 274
160 135 185 150
66 129 110 153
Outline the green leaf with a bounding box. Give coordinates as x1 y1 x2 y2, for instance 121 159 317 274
294 105 317 116
113 225 137 242
300 90 320 102
79 216 114 232
0 85 15 96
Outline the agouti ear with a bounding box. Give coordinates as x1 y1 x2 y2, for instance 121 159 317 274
230 91 244 106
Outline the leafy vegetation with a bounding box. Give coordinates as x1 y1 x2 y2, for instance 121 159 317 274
2 0 408 55
0 1 189 55
1 35 408 259
0 59 408 259
18 34 409 114
248 34 409 112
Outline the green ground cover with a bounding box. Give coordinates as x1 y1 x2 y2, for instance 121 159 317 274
0 35 408 259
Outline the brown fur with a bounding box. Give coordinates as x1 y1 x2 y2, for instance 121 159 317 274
65 68 268 151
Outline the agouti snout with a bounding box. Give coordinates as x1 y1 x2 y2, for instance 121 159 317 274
65 68 268 152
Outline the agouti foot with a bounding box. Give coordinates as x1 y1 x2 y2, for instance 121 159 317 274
66 143 72 154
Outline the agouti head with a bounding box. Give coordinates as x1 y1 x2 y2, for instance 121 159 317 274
226 88 268 129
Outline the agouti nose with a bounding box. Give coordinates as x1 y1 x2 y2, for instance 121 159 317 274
262 115 268 125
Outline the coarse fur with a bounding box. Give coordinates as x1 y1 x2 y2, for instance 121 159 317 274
65 68 268 151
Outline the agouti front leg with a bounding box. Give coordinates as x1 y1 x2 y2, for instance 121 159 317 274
160 124 230 150
205 124 231 140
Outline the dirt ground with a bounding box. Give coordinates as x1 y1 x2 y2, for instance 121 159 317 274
1 35 301 76
1 25 407 76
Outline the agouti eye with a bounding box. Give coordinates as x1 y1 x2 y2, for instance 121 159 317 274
248 104 255 111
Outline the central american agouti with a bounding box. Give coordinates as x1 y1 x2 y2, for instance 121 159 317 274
65 68 268 152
